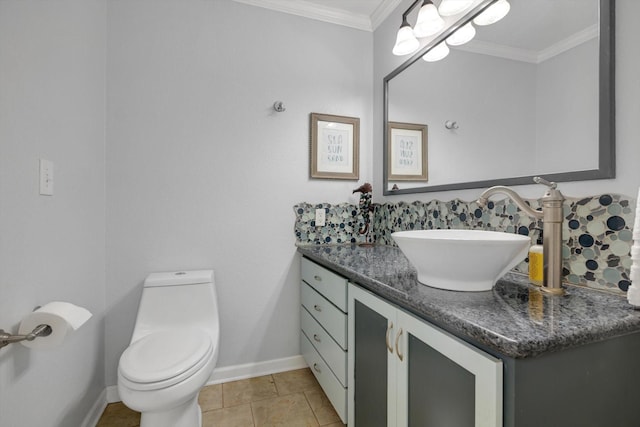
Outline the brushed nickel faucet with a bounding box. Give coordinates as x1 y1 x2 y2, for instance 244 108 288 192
477 177 565 295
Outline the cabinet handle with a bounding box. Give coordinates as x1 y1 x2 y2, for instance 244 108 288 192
314 304 322 312
313 363 321 373
395 328 404 362
314 275 322 281
385 322 394 354
313 334 321 343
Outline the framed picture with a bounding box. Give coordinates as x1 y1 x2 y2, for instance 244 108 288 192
388 121 428 181
310 113 359 180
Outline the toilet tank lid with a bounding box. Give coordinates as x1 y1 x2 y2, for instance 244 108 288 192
144 270 214 287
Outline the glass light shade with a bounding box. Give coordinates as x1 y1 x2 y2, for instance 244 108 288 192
413 2 445 38
392 23 420 56
474 0 510 26
422 41 450 62
446 22 476 46
438 0 474 16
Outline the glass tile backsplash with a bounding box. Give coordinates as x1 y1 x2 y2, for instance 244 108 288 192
294 194 636 295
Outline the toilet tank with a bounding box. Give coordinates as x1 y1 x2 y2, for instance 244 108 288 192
130 270 219 344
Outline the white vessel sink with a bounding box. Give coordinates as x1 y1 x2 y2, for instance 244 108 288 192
392 229 531 292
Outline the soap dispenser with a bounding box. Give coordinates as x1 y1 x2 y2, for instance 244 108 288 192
529 230 544 286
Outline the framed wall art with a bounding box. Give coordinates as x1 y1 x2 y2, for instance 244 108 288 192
388 121 428 181
310 113 359 180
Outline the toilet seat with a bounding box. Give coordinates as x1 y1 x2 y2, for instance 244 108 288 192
119 329 213 392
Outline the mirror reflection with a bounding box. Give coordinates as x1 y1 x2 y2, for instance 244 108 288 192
384 0 614 194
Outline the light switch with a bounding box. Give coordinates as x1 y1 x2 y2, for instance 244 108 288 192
39 159 54 196
315 208 326 227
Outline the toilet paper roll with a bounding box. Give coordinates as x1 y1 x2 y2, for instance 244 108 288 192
18 302 92 349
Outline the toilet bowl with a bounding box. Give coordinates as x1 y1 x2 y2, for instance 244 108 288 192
117 270 219 427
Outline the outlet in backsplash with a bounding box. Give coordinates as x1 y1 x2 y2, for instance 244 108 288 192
294 194 636 295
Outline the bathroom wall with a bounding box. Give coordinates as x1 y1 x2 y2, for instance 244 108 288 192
0 1 107 426
373 0 640 201
105 0 373 386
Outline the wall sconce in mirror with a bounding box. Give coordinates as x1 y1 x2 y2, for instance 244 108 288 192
392 0 510 61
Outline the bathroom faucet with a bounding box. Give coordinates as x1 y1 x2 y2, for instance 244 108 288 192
477 177 565 295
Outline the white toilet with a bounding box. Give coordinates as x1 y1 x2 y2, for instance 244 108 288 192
117 270 219 427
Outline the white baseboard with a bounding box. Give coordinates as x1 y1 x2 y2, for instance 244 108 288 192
207 354 308 385
81 388 108 427
104 355 308 403
106 385 120 403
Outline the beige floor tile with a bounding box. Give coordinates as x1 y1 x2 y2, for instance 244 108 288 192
95 402 140 427
273 368 320 395
199 383 223 411
203 403 255 427
223 375 278 407
252 393 319 427
320 423 346 427
304 388 341 426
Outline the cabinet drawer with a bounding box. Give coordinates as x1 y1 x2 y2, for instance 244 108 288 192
301 258 347 312
301 282 347 349
301 307 347 387
301 333 347 424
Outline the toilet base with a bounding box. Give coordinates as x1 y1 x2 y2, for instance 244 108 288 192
140 397 202 427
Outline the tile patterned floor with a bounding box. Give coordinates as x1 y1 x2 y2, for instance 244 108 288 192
96 368 345 427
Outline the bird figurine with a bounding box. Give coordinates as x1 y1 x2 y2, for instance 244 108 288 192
353 183 374 239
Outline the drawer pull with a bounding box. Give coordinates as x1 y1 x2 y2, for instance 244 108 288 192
313 304 322 312
395 328 404 362
313 334 321 343
385 322 394 354
313 363 322 374
314 275 322 282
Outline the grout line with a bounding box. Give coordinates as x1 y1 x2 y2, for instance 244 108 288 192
302 390 322 427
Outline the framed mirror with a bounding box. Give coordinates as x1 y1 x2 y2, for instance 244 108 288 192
383 0 615 195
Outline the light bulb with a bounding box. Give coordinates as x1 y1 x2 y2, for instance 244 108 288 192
392 20 420 56
446 22 476 46
474 0 511 26
438 0 474 16
413 1 445 38
422 41 450 62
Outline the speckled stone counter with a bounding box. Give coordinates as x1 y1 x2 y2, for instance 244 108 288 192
297 244 640 359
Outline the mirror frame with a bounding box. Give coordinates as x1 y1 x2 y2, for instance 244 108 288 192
383 0 615 195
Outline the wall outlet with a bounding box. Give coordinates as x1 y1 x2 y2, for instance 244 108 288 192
315 208 326 227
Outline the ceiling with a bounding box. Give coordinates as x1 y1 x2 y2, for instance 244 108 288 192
231 0 400 31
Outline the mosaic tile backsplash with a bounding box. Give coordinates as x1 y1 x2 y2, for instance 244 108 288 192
294 194 637 295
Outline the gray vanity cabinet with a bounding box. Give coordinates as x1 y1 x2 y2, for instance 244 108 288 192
348 284 503 427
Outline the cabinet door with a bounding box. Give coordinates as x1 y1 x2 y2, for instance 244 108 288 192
396 311 503 427
348 284 398 427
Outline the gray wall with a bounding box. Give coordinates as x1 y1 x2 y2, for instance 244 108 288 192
374 0 640 200
0 1 106 426
105 0 373 386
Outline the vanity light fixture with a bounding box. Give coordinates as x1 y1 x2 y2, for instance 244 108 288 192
446 21 476 46
473 0 510 25
413 0 445 38
392 17 421 56
392 0 508 61
422 41 450 62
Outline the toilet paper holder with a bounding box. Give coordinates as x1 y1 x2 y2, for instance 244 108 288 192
0 324 52 349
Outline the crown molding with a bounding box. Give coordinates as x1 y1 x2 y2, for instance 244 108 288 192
456 24 598 64
537 24 598 63
231 0 373 31
455 40 538 63
371 0 404 30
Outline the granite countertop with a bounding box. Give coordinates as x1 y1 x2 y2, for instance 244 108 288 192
297 244 640 359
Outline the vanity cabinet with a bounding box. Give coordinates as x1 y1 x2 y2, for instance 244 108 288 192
300 257 348 423
347 284 503 427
